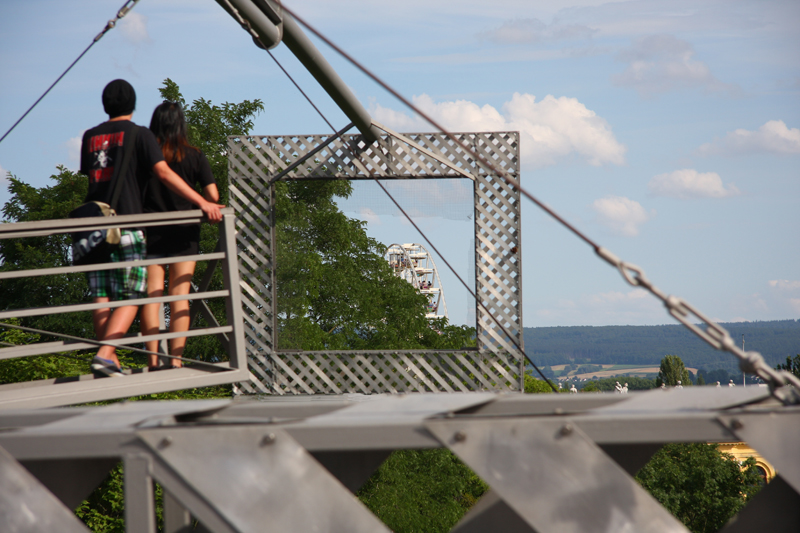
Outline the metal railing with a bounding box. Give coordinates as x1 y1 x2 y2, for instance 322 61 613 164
0 208 249 409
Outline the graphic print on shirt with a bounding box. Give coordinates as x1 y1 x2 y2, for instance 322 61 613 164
88 131 125 184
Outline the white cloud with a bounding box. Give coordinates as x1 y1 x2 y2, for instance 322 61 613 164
0 164 8 186
372 92 626 168
477 18 595 44
768 280 800 291
120 11 151 44
358 207 382 226
728 280 800 319
648 169 740 199
698 120 800 156
611 35 735 96
592 195 654 237
65 133 84 171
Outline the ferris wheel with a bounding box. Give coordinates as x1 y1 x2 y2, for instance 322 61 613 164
385 243 448 320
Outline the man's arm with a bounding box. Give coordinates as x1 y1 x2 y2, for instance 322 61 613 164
152 161 224 222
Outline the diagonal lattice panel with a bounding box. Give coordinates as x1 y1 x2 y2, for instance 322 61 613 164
228 131 523 394
473 137 523 362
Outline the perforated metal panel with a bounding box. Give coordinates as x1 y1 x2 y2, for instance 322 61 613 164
229 128 523 394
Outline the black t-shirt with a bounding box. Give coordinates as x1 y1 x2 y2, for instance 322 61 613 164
80 120 164 215
142 147 216 257
142 148 215 213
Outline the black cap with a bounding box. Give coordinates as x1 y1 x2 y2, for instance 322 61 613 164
102 79 136 118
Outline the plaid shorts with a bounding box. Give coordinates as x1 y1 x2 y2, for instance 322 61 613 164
87 229 147 301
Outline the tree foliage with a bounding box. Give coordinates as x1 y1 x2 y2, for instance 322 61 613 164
578 375 656 391
524 374 557 393
776 354 800 378
357 449 488 533
657 354 691 387
636 443 763 533
274 179 473 350
0 167 92 340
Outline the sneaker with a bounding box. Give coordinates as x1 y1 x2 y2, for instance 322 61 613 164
91 356 124 378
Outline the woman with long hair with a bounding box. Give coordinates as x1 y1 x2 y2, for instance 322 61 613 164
141 101 220 370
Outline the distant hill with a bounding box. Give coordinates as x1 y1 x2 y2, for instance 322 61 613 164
522 320 800 373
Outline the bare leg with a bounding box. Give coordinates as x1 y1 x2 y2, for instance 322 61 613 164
95 305 139 367
167 261 196 367
92 298 111 339
141 264 166 368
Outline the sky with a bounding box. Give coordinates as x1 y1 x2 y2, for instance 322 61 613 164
0 0 798 329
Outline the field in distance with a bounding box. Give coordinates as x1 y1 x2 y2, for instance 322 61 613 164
550 363 697 381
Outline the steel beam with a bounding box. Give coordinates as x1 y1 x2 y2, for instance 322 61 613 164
720 475 800 533
718 409 800 494
138 426 390 533
451 490 535 533
425 417 688 533
163 488 192 533
0 446 90 533
124 454 157 533
20 457 119 510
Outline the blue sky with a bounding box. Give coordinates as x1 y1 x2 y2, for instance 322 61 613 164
1 0 798 328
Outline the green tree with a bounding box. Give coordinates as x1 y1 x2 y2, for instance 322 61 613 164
590 376 656 391
776 354 800 378
0 168 93 340
524 372 556 393
273 179 473 350
636 443 762 533
581 380 600 392
357 449 488 533
656 354 691 387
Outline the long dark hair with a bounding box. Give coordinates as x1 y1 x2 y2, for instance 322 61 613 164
149 101 196 163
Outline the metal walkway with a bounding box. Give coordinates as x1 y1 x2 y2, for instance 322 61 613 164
0 387 797 532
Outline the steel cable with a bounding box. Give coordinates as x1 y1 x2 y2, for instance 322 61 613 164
0 0 141 145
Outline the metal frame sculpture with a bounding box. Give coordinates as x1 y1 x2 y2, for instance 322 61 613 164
228 123 525 394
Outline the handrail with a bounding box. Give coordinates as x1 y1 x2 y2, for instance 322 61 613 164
0 290 230 320
0 208 217 237
0 208 249 408
0 252 226 280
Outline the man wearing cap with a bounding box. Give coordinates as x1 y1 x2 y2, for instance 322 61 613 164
80 79 223 378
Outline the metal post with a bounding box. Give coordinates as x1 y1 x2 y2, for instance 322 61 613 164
219 214 247 370
124 454 156 533
163 489 192 533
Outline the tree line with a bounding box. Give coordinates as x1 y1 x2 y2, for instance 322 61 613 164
523 320 800 376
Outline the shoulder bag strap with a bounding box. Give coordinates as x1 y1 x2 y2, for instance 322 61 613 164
108 125 139 210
